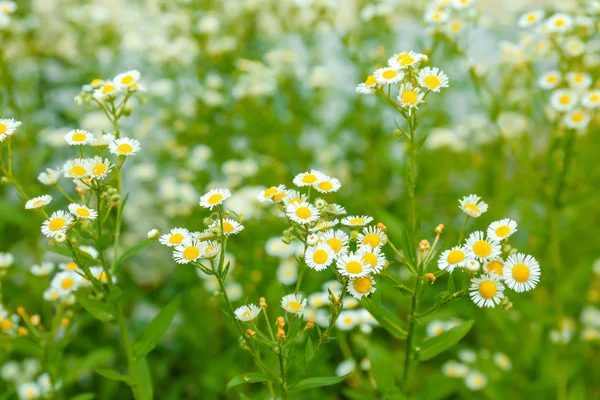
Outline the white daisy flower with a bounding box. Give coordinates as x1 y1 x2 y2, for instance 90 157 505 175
469 273 505 308
89 266 113 284
0 118 21 142
306 233 320 246
310 218 340 232
426 320 447 337
487 218 518 241
538 71 560 90
546 13 573 33
234 304 261 321
374 67 403 84
113 70 141 89
582 90 600 109
325 204 346 216
465 259 480 272
0 252 14 268
305 243 335 271
92 133 116 147
25 195 52 210
54 232 67 243
41 211 73 238
43 288 62 302
551 89 578 112
286 201 320 225
493 353 512 371
64 129 93 146
564 109 590 130
88 157 113 179
424 10 449 24
566 72 592 90
257 184 287 202
356 75 378 95
293 170 326 187
357 226 387 249
173 238 204 264
277 259 298 285
341 215 373 227
212 218 244 236
388 51 427 69
68 203 98 220
51 270 81 295
347 275 376 299
484 258 505 276
356 245 386 274
322 229 349 257
417 67 449 92
503 253 541 292
283 189 307 206
59 261 79 271
109 137 141 156
451 0 473 9
397 83 424 115
465 231 501 262
18 382 40 400
441 360 469 378
83 78 104 92
458 194 488 218
563 38 586 57
200 241 221 259
199 188 231 209
159 228 190 247
63 158 91 180
308 292 329 308
518 10 545 28
31 262 54 277
93 81 121 101
336 310 359 331
0 1 17 14
38 168 60 185
337 252 371 278
438 246 469 273
79 245 99 259
313 176 341 193
281 293 307 315
464 371 488 391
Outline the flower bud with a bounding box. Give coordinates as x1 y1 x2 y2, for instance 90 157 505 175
30 314 41 326
306 317 315 329
435 224 445 234
147 229 159 239
425 273 436 283
277 328 286 340
259 297 267 309
0 177 9 185
246 329 256 337
17 327 28 336
61 318 70 327
17 307 26 317
376 222 387 232
419 240 430 252
276 316 285 328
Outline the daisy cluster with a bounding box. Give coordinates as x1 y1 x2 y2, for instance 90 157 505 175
260 170 388 301
438 194 541 308
423 0 479 39
0 358 56 400
78 70 146 103
441 348 512 392
356 50 449 115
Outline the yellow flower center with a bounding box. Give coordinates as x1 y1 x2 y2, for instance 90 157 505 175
169 233 185 244
447 249 465 264
547 75 557 83
121 75 134 84
117 143 133 154
98 271 108 282
51 292 59 299
183 246 200 260
295 206 312 219
345 261 363 274
527 14 537 22
571 112 584 123
70 165 87 177
344 317 353 324
263 187 278 197
76 208 90 217
273 192 287 201
362 233 381 248
574 74 584 83
93 163 107 176
559 94 571 105
66 262 78 271
208 193 223 204
350 218 364 225
1 320 12 330
49 218 65 231
401 90 418 105
91 78 103 85
61 278 74 290
0 123 6 133
451 22 461 31
223 221 234 233
102 84 115 94
512 263 530 282
353 277 372 293
327 238 343 253
362 253 377 267
382 70 397 79
589 94 599 102
487 260 503 275
33 199 43 207
287 301 302 312
400 56 415 66
478 280 497 299
313 249 329 264
555 18 565 27
495 225 511 237
318 181 333 191
473 240 491 257
464 203 479 213
72 132 87 142
365 75 377 86
424 75 441 89
301 174 318 184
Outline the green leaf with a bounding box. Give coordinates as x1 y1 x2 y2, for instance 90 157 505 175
359 298 407 340
69 394 95 400
416 133 429 150
133 295 181 359
11 337 43 358
226 372 270 391
368 345 397 393
305 336 314 364
448 274 455 293
112 238 153 274
77 296 115 322
288 375 348 393
106 286 123 305
136 357 153 400
417 320 474 361
95 234 112 251
95 368 129 383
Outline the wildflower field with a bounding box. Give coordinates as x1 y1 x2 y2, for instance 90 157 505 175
1 0 599 399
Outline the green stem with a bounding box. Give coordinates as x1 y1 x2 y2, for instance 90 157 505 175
458 216 470 244
116 304 142 400
278 343 287 400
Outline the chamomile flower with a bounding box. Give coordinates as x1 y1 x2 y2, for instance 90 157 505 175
199 188 231 209
90 266 113 284
92 133 116 147
388 51 426 69
438 246 469 273
281 293 307 315
43 288 62 302
582 90 600 109
305 243 335 271
64 129 93 146
283 189 307 206
356 245 385 274
88 157 113 179
63 158 91 180
469 273 505 308
563 38 585 57
313 176 341 193
31 262 54 277
341 215 373 227
493 353 512 371
59 261 79 271
465 259 480 272
356 75 378 94
306 233 320 246
160 228 190 247
484 258 504 276
451 0 473 9
374 66 403 84
68 203 98 220
38 168 60 185
293 170 325 187
347 275 376 299
51 271 81 295
518 10 544 28
427 320 447 337
503 253 541 292
397 83 424 115
109 137 141 156
424 9 449 24
79 246 99 259
0 1 17 14
337 253 370 278
538 71 560 90
458 194 488 218
546 13 573 33
0 118 21 141
417 67 449 92
212 218 244 236
200 241 221 259
173 238 203 264
277 259 298 285
18 382 40 400
234 304 261 321
25 195 52 210
308 292 329 308
551 89 578 112
465 231 501 261
286 201 320 225
310 219 340 233
93 81 121 101
325 204 346 216
441 360 469 378
336 310 359 331
41 211 73 238
114 70 141 89
566 72 592 90
464 371 488 391
564 109 590 130
257 184 287 202
357 226 387 249
322 229 349 257
487 218 518 241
